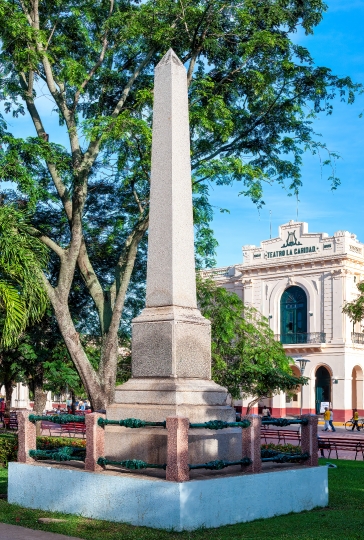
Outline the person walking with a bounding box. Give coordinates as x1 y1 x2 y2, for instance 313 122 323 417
329 408 336 432
323 407 331 431
262 405 271 418
352 409 361 431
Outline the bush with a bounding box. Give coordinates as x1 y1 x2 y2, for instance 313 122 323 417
0 433 86 468
0 434 18 467
261 442 302 454
37 436 86 450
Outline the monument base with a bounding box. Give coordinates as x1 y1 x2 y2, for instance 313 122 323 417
106 377 240 463
8 462 329 531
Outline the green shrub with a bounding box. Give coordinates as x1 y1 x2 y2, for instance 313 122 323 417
0 434 18 466
0 433 86 468
261 442 302 454
37 436 86 450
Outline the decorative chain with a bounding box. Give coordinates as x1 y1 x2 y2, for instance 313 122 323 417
189 458 252 470
97 457 166 470
97 418 251 430
97 417 166 428
29 414 85 424
261 418 308 427
261 452 310 463
29 447 86 462
189 420 251 430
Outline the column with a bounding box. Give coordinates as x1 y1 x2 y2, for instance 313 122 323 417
85 413 106 472
166 417 190 482
300 414 318 467
241 415 261 473
17 410 36 464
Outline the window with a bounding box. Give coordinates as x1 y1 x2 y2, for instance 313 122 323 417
280 286 308 337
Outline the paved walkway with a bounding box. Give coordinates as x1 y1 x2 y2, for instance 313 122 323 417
0 523 82 540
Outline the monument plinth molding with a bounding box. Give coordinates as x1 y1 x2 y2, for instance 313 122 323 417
105 49 239 464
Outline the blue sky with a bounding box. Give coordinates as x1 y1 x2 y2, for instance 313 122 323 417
210 0 364 267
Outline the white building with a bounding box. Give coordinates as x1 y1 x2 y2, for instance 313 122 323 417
203 221 364 421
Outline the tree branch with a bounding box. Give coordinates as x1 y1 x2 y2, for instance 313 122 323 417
100 214 149 377
19 74 73 221
109 214 149 309
78 48 156 180
30 227 65 259
77 237 107 332
72 0 114 110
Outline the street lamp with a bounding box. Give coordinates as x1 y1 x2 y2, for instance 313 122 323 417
295 357 310 416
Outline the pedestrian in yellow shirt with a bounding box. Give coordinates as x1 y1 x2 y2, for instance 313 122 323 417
323 407 331 431
352 409 361 431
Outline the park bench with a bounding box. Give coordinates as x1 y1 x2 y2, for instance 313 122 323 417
261 427 301 445
3 413 18 431
318 437 364 460
41 421 62 437
62 421 86 438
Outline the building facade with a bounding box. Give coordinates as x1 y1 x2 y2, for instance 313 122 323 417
203 221 364 421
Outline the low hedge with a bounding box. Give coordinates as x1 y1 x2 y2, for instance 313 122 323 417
37 436 86 450
261 442 302 454
0 434 86 467
0 434 18 466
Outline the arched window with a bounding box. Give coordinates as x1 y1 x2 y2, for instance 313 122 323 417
280 286 307 343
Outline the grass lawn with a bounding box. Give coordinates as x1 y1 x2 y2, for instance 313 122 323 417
0 460 363 539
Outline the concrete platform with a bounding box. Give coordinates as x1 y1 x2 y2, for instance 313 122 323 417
8 462 328 531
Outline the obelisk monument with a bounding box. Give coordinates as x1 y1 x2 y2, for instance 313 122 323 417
106 50 240 463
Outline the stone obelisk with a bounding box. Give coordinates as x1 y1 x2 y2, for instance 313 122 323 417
106 50 240 463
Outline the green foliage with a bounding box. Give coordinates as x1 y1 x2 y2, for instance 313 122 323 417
197 277 306 405
36 436 86 450
0 433 87 467
342 282 364 325
0 205 48 347
261 442 302 455
0 434 17 466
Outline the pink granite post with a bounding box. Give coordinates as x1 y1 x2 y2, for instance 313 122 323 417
241 414 262 473
17 410 36 463
300 414 318 466
166 416 190 482
85 413 106 472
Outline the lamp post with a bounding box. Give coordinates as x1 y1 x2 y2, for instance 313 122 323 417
295 357 310 416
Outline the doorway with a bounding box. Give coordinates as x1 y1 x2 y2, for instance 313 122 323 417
315 366 331 414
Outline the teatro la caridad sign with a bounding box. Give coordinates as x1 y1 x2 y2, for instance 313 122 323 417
266 230 317 259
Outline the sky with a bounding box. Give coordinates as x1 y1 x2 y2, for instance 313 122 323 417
210 0 364 267
2 1 364 269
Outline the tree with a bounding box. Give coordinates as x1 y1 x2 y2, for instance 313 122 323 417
342 282 364 328
0 0 357 409
0 204 48 415
197 277 306 412
0 205 48 348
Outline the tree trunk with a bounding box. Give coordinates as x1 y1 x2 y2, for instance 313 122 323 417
71 389 76 415
246 397 261 414
51 300 110 409
33 383 48 437
4 379 13 420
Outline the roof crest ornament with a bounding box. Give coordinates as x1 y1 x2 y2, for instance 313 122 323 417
281 230 302 249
